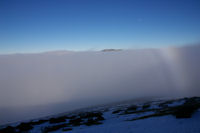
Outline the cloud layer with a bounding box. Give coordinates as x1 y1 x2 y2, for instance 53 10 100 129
0 45 200 125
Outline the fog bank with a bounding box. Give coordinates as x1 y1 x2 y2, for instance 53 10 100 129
0 45 200 125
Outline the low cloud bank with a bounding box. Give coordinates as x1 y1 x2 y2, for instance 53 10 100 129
0 45 200 125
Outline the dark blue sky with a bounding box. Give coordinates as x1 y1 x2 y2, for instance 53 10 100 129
0 0 200 53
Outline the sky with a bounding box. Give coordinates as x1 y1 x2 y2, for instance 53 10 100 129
0 0 200 53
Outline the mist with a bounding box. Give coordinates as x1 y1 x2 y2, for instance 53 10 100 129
0 45 200 125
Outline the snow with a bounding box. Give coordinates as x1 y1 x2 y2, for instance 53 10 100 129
33 103 200 133
1 97 200 133
167 99 185 107
60 111 200 133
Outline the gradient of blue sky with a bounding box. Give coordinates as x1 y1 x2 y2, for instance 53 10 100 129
0 0 200 53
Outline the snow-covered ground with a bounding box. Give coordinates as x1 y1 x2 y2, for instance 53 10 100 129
1 97 200 133
63 111 200 133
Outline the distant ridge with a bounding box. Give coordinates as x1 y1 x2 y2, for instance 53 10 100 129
101 49 123 52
